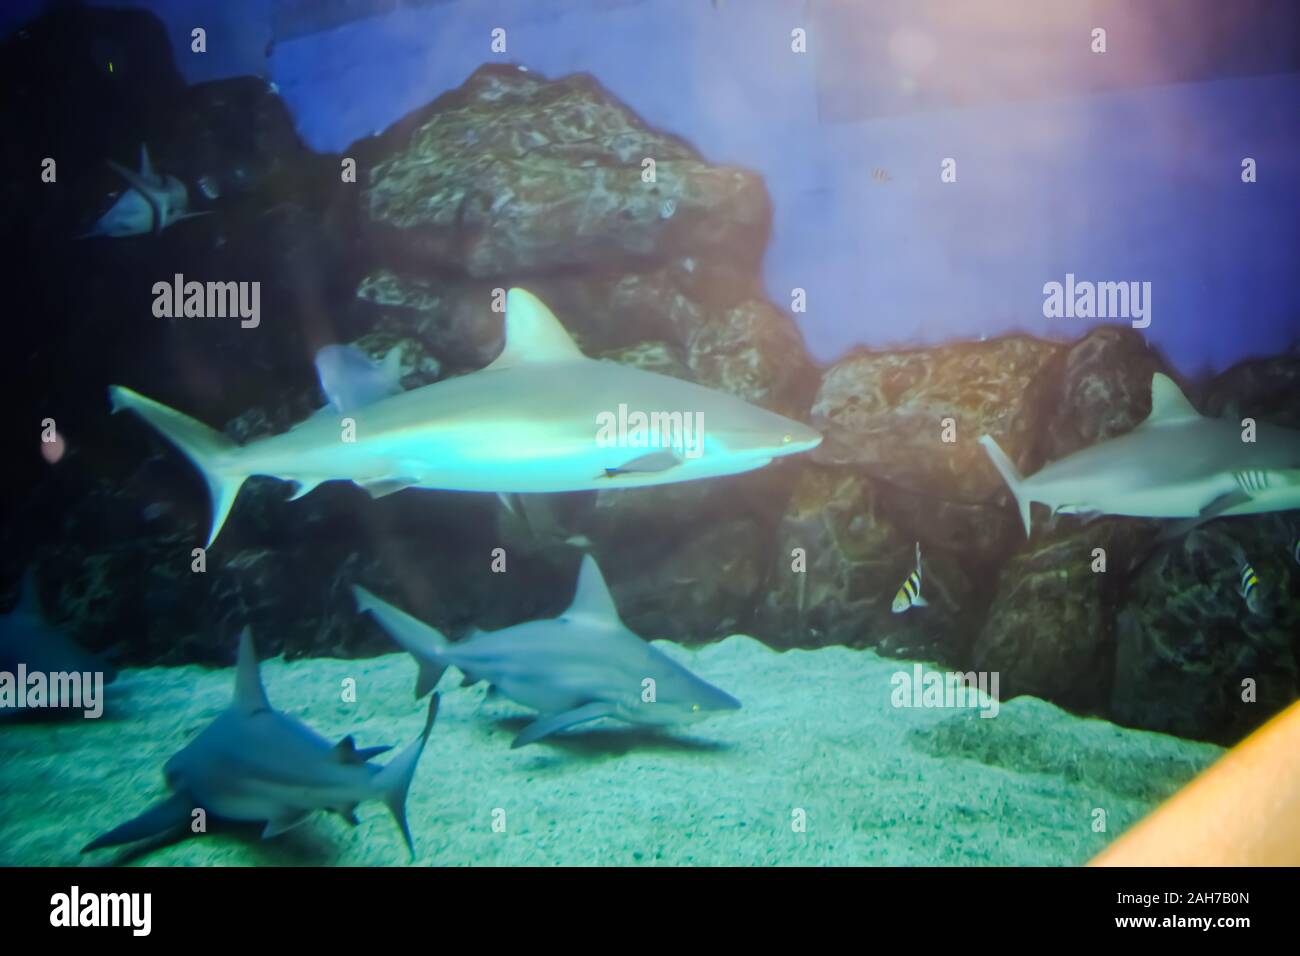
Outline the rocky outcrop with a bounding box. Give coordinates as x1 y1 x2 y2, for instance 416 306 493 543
810 337 1061 500
361 65 771 278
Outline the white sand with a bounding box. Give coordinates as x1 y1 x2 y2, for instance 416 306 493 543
0 636 1221 866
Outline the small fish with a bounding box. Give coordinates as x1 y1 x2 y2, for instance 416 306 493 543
1238 560 1265 616
196 175 221 201
891 542 928 613
871 167 893 184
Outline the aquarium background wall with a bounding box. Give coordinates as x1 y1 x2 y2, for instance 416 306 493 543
2 0 1300 866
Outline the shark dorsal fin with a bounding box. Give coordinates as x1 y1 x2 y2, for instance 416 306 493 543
562 555 621 626
1144 373 1200 426
234 627 271 715
485 289 584 370
140 143 154 180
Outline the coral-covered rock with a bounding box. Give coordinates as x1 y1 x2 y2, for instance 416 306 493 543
810 337 1062 500
362 65 771 277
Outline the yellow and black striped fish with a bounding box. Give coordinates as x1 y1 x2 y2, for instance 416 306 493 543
1238 561 1264 616
892 542 928 613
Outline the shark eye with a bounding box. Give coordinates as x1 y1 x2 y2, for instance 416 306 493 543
782 434 792 444
691 703 701 713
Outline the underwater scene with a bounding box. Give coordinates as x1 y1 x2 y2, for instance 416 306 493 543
1 0 1299 871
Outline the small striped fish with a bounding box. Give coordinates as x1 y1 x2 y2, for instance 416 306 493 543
892 542 928 613
1238 561 1264 616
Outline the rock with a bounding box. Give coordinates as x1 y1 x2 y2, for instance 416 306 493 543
685 299 817 417
751 465 978 662
1203 355 1300 428
810 337 1062 501
1039 326 1167 460
972 519 1158 712
1110 518 1300 743
361 65 771 277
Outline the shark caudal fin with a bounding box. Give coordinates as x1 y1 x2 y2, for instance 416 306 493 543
108 386 248 546
373 694 439 860
979 435 1032 537
81 791 195 853
352 586 451 698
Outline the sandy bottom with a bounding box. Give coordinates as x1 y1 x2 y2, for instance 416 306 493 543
0 636 1221 866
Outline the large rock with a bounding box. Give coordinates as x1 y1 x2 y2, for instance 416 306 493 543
362 65 771 277
1039 326 1168 460
972 519 1158 712
1110 519 1300 744
751 466 979 662
810 337 1062 500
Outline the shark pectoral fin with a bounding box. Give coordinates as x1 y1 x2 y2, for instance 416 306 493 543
358 477 419 499
597 450 682 480
414 661 443 699
1157 490 1255 542
510 702 617 749
1200 489 1252 518
337 805 361 826
262 810 312 839
82 791 195 853
332 735 393 764
287 479 321 501
106 158 162 231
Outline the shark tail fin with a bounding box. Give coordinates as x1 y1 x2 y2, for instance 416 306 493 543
352 586 450 699
374 694 439 861
82 791 194 853
978 435 1032 537
108 385 248 546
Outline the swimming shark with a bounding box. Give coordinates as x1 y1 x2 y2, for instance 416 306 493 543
980 372 1300 537
108 288 822 546
82 629 437 859
352 554 741 748
1 570 117 719
78 144 207 238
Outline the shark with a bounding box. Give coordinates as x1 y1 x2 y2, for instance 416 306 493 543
352 554 741 748
1 569 117 719
108 288 822 546
980 372 1300 537
82 629 438 859
78 144 207 238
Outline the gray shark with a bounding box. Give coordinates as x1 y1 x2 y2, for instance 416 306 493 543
1 570 117 719
78 144 207 238
353 554 741 748
108 288 821 545
82 630 437 858
980 373 1300 536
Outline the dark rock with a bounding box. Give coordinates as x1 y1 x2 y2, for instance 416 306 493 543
1203 355 1300 428
1110 517 1300 744
1039 326 1167 460
972 518 1158 712
810 337 1062 501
